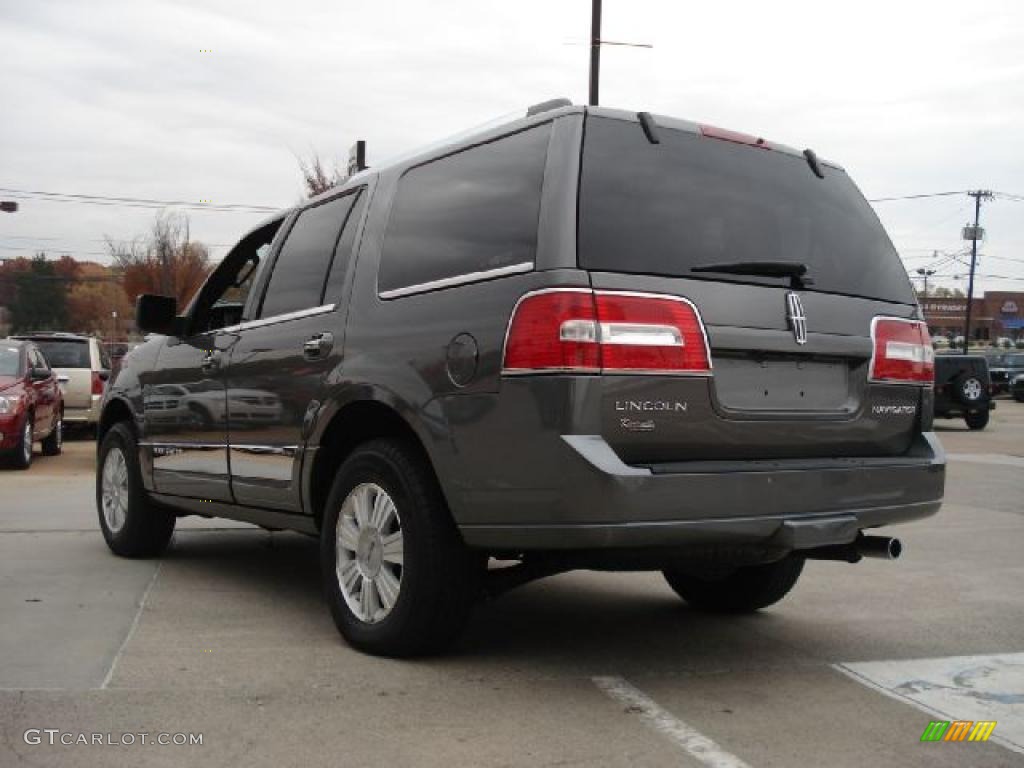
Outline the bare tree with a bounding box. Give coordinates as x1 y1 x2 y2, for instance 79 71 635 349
298 152 345 197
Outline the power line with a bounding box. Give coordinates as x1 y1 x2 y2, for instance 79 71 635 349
0 186 279 213
867 190 968 203
0 235 232 248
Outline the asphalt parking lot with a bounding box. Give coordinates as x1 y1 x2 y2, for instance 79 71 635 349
1 409 1022 767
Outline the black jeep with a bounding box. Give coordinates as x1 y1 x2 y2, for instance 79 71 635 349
933 355 994 430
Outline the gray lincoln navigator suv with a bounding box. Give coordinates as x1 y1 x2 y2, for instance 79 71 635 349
97 101 945 656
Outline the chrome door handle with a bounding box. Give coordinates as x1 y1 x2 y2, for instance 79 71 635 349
303 332 334 360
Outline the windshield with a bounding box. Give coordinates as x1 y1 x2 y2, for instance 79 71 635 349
0 345 21 376
32 339 91 368
578 116 916 304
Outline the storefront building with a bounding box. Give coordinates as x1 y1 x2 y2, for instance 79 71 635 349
920 291 1024 342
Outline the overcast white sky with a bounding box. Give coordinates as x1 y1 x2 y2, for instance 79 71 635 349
1 0 1022 293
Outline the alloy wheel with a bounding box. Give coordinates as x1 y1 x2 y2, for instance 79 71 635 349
335 482 404 624
962 378 983 401
22 421 32 464
101 447 130 533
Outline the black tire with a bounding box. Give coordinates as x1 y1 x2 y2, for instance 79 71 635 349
187 405 213 430
965 410 990 430
9 417 33 470
954 373 986 407
41 412 63 456
96 423 175 557
320 438 481 657
663 556 805 613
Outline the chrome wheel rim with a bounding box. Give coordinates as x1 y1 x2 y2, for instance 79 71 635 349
964 379 983 400
101 447 129 533
22 421 32 463
335 482 403 624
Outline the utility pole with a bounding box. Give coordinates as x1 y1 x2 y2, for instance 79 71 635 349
586 1 650 106
962 190 994 353
589 0 602 106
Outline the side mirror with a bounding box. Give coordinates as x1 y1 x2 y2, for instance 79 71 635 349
136 294 180 336
98 370 111 382
30 367 50 381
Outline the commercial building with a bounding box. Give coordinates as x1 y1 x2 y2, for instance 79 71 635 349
920 290 1024 341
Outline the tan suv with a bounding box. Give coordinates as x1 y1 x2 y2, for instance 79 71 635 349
15 333 109 430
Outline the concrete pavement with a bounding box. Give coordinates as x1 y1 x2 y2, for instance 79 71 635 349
1 408 1022 766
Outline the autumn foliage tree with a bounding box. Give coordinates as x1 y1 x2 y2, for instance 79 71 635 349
108 211 213 307
66 262 134 336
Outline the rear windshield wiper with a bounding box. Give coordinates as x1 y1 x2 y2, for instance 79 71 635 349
691 261 813 289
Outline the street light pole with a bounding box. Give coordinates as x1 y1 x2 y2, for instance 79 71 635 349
916 266 936 298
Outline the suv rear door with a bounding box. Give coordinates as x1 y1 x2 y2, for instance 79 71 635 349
224 187 368 511
577 113 926 464
29 337 92 412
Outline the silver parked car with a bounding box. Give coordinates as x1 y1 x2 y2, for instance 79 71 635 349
15 333 110 429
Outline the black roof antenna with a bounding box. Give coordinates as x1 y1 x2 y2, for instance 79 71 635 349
803 148 825 179
348 140 367 177
638 112 661 144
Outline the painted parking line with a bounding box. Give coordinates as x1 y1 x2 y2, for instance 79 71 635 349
835 652 1024 755
100 562 162 690
593 676 753 768
946 453 1024 468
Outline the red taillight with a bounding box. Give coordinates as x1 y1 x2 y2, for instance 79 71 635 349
699 123 770 149
502 289 600 372
502 289 711 374
594 292 711 372
870 318 935 385
91 371 105 396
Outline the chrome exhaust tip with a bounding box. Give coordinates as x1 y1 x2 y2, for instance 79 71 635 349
802 534 903 563
858 535 902 560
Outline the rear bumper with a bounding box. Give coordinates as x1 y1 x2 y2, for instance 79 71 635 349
458 432 945 551
64 396 101 424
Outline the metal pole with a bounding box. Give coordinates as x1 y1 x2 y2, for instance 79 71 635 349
962 192 983 353
589 0 602 106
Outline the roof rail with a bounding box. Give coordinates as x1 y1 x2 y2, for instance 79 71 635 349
526 98 572 117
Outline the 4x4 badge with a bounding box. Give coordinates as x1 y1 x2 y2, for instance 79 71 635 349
786 292 808 344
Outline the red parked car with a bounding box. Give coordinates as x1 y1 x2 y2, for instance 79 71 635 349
0 339 64 469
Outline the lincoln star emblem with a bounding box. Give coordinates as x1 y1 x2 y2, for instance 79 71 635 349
786 292 808 345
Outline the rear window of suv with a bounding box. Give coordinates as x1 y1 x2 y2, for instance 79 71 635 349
578 116 915 304
378 123 551 297
31 339 90 368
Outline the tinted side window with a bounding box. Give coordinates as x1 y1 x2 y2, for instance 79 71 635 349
259 195 354 318
323 190 367 304
97 342 111 370
379 123 551 296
